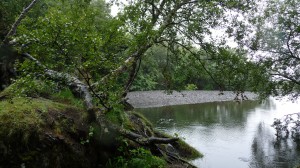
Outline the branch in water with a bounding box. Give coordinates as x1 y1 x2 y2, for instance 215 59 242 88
118 127 179 145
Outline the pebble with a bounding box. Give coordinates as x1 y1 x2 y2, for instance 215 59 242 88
126 90 258 108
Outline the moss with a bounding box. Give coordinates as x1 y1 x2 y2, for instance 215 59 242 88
175 139 203 160
51 88 84 108
122 112 135 130
106 110 124 125
0 95 92 167
0 86 201 167
0 84 15 99
130 111 153 128
0 97 44 141
0 81 84 109
0 97 85 142
155 131 203 160
104 111 154 133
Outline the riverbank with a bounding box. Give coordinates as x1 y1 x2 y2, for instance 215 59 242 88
126 90 258 108
0 87 202 167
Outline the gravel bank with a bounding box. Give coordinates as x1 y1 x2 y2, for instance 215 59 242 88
126 90 258 108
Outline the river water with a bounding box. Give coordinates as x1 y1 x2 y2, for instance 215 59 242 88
136 98 300 168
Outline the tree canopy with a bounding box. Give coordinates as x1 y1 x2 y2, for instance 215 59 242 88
1 0 264 107
250 0 300 99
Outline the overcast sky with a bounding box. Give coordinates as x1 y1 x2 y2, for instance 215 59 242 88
106 0 127 17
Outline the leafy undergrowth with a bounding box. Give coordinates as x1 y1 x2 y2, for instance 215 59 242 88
107 147 167 168
0 80 84 108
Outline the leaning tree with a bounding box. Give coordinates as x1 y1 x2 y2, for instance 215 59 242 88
0 0 260 165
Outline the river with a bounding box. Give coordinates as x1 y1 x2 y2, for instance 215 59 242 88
136 98 300 168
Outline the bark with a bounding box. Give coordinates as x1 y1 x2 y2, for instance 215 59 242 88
123 58 141 97
22 53 94 110
92 43 152 88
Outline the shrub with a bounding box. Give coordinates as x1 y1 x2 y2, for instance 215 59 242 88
184 84 197 90
108 147 166 168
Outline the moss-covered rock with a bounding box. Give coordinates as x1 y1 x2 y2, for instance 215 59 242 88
0 96 95 168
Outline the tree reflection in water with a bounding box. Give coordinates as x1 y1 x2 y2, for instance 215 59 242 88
250 122 300 168
138 100 261 127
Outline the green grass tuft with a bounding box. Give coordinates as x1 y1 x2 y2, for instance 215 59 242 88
51 89 84 108
107 147 166 168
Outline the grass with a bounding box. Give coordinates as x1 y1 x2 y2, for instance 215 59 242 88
0 79 84 108
51 89 84 108
107 147 167 168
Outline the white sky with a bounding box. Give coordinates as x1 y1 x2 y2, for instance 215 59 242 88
110 4 119 16
106 0 127 17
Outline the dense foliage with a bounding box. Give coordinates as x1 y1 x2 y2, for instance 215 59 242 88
131 45 219 91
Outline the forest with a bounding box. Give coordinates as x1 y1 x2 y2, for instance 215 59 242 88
0 0 299 167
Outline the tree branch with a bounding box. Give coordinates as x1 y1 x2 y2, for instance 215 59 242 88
118 127 179 145
76 67 109 110
93 43 152 88
2 0 39 45
93 1 192 89
22 53 94 110
271 73 300 86
286 28 300 61
123 57 142 97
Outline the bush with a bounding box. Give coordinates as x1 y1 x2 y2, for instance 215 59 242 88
184 84 197 90
108 147 166 168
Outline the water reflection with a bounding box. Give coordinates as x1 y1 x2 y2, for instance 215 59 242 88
250 123 300 168
138 101 261 128
136 99 300 168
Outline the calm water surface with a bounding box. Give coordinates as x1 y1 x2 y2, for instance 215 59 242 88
136 98 300 168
